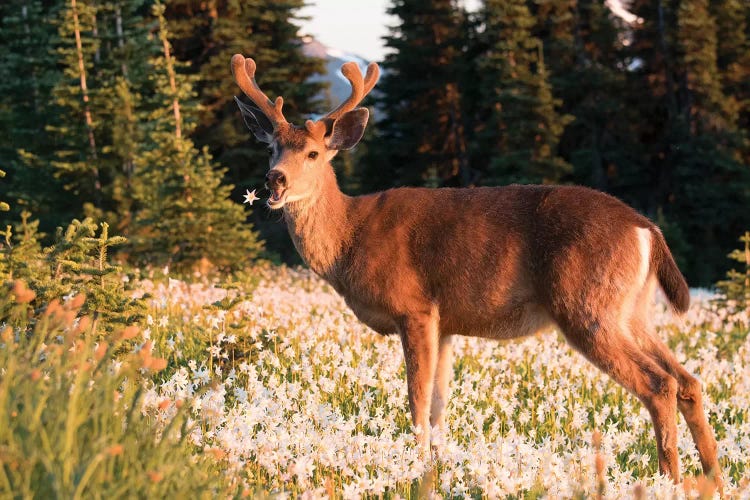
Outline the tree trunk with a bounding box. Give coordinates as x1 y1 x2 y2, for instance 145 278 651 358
115 4 128 78
158 19 182 139
71 0 102 206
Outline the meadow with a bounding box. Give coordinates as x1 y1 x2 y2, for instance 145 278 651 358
2 265 749 498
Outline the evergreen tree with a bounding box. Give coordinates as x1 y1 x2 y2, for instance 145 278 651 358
672 0 748 283
93 0 154 227
534 0 639 195
474 0 571 185
131 3 262 272
363 0 471 191
627 0 750 284
716 231 750 310
45 0 154 229
163 0 324 261
48 0 106 214
0 0 65 226
711 0 750 163
677 0 735 130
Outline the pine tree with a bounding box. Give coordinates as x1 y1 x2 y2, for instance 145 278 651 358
44 0 153 228
160 0 326 188
0 169 14 280
0 170 8 214
92 0 154 227
672 0 748 283
48 0 106 214
626 0 750 284
711 0 750 163
716 231 750 310
474 0 571 185
0 0 66 226
677 0 735 131
162 0 324 261
534 0 638 194
131 3 262 272
363 0 471 191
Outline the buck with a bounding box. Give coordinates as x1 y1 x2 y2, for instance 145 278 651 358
231 54 722 490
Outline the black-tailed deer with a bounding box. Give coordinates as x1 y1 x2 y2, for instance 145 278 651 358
231 54 722 491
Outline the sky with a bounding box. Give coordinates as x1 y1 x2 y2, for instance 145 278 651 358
297 1 395 62
297 0 480 62
297 0 635 63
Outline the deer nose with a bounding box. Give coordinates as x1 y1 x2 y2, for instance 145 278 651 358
265 169 286 188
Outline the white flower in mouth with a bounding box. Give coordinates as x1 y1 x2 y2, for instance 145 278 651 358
243 188 259 205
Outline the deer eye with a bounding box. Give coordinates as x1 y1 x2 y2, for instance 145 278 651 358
307 151 319 160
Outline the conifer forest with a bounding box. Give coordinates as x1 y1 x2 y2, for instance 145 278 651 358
0 0 749 497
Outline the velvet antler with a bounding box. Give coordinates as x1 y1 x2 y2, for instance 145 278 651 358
231 54 287 128
305 61 380 139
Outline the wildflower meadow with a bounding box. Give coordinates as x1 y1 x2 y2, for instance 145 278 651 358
4 263 748 498
1 0 749 496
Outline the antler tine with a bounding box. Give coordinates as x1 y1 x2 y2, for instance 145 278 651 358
322 62 366 122
306 61 380 140
231 54 286 128
362 62 380 96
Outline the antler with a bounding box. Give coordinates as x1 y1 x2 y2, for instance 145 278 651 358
306 61 380 138
231 54 287 128
325 62 380 122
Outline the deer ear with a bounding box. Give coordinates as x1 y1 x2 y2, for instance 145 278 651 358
326 108 369 151
234 96 273 143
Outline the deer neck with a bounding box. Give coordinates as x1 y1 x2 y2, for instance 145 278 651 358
282 167 351 278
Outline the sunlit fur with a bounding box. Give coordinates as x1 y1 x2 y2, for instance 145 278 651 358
236 58 722 493
265 135 722 491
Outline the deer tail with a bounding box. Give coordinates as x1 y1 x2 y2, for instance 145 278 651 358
650 227 690 313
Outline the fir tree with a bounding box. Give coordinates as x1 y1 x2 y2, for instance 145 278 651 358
0 0 66 226
0 211 44 284
711 0 750 163
677 0 735 131
0 169 14 279
535 0 638 194
672 0 748 283
0 170 8 214
48 0 106 213
627 0 750 284
42 219 143 331
162 0 324 261
474 0 571 185
93 0 154 226
716 231 750 310
363 0 471 191
131 3 262 272
45 0 152 227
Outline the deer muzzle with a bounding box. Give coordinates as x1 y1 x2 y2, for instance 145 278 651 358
265 169 288 207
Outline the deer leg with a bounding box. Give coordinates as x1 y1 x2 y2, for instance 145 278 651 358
563 328 681 482
639 334 723 492
430 334 453 430
399 308 440 455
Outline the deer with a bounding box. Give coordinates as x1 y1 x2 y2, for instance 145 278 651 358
230 54 723 492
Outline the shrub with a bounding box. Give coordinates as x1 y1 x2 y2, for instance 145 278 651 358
0 282 238 498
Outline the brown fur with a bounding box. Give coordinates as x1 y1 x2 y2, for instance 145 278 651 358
233 56 723 493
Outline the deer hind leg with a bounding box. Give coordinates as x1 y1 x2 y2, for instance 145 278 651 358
430 335 453 431
561 324 681 482
399 306 440 455
636 327 723 491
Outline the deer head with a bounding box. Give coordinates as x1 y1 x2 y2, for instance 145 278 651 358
231 55 379 210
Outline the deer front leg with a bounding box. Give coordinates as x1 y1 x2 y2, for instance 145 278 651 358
399 308 439 456
430 335 453 431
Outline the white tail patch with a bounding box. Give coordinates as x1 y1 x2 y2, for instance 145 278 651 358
635 227 652 290
619 227 652 341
